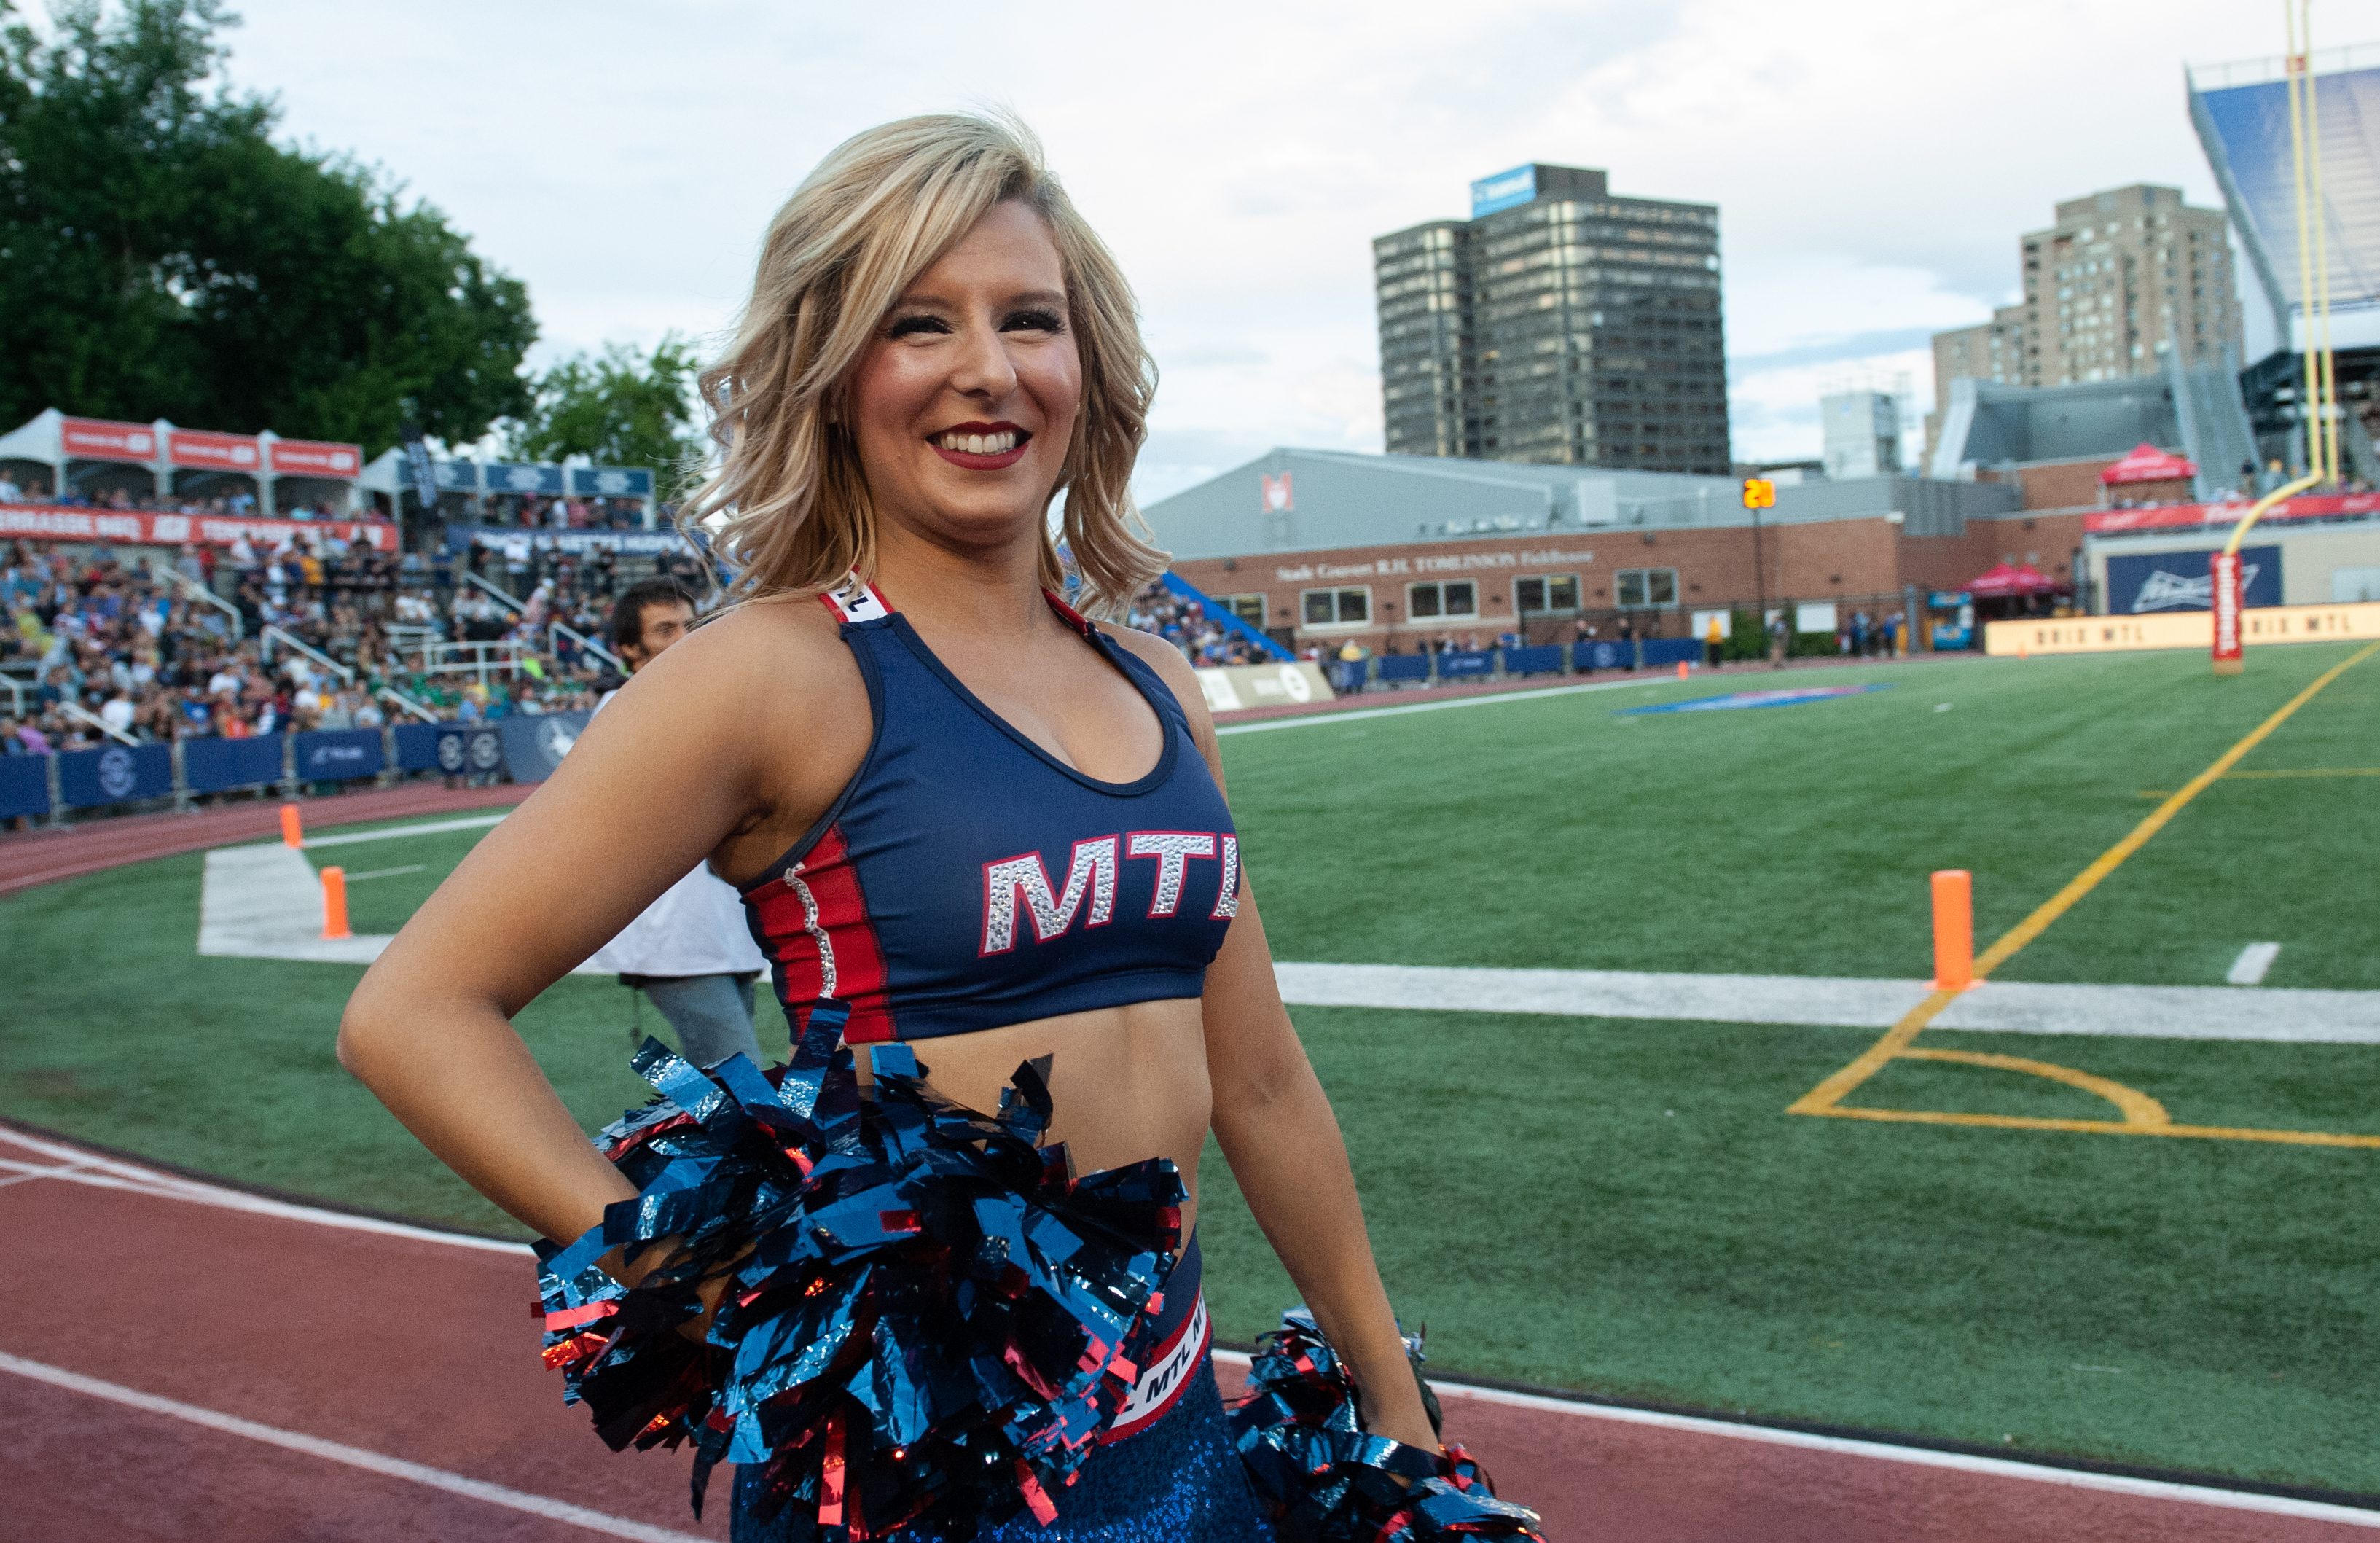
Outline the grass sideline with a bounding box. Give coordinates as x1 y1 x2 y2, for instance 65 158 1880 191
3 645 2377 1493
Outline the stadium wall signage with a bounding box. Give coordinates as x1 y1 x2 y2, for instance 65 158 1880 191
2103 545 2282 614
2084 492 2380 535
0 502 398 550
1272 547 1599 583
1192 662 1336 714
1984 600 2380 656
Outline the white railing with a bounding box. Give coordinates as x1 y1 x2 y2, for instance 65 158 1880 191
550 617 622 671
60 699 138 747
461 570 525 614
260 624 357 684
157 565 246 639
375 684 442 723
401 638 528 684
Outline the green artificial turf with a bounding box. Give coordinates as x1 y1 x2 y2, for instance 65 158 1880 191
1229 643 2380 990
4 641 2378 1493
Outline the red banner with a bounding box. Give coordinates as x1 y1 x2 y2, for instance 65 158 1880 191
2209 551 2244 668
165 429 262 472
2087 493 2380 534
0 502 395 551
58 416 159 464
267 437 364 477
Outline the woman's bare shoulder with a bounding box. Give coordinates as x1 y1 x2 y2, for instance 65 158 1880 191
1099 621 1218 754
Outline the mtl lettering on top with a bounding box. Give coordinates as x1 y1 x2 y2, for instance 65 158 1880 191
982 832 1240 955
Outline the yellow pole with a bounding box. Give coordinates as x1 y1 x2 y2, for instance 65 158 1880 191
2306 26 2338 485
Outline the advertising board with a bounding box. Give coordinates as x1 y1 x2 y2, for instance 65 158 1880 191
1984 600 2380 656
2103 545 2281 614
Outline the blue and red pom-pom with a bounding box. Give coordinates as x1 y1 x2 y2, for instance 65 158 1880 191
1231 1309 1544 1542
533 1000 1184 1538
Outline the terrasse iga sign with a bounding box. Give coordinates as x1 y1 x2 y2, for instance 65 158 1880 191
0 502 396 550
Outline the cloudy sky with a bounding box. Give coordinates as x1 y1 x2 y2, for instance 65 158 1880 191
222 0 2294 496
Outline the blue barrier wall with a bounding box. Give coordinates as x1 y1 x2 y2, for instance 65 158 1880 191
0 756 47 819
1437 650 1495 680
295 728 385 782
58 743 172 808
497 711 591 784
394 722 449 773
1575 640 1631 671
1501 645 1565 676
184 734 285 794
1377 655 1431 684
1642 638 1702 667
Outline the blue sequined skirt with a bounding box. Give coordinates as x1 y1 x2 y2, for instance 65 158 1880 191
727 1350 1275 1542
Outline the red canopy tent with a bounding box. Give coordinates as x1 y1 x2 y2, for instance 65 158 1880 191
1965 560 2060 597
2100 442 2198 485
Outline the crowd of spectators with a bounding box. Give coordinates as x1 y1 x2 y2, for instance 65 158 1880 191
0 530 708 761
0 469 651 530
1124 581 1272 667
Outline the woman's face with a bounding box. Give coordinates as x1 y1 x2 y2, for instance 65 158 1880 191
849 199 1081 555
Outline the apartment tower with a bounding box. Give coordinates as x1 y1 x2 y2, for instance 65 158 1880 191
1374 163 1730 474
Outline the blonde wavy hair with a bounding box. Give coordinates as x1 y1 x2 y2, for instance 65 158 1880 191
686 112 1164 616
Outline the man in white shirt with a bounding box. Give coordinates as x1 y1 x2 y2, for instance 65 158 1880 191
583 579 772 1067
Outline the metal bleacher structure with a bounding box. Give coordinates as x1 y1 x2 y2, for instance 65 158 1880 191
2189 44 2380 481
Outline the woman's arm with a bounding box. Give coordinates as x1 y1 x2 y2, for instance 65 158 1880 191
335 607 861 1253
1110 630 1438 1449
1202 886 1438 1449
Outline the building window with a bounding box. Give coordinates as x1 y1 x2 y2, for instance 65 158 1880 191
1213 593 1267 626
1515 574 1581 613
1407 579 1477 620
1614 567 1678 609
1301 587 1371 627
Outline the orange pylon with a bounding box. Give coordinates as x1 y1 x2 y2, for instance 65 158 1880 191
280 802 304 848
1931 870 1973 991
321 866 351 940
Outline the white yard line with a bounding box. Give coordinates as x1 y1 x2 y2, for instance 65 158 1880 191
0 1128 531 1255
9 1135 2373 1527
0 1352 705 1542
297 813 509 849
197 842 606 973
1224 1350 2380 1531
2228 943 2282 986
1215 673 1663 735
340 864 426 883
1272 962 2380 1044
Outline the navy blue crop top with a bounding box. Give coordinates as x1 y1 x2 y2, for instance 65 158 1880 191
739 576 1240 1044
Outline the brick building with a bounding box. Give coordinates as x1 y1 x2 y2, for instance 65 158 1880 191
1143 448 2077 653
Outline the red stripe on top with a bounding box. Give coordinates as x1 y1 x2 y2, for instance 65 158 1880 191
744 823 896 1042
1041 588 1097 639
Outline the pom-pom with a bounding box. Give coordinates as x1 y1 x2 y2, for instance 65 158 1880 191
535 1000 1185 1536
1230 1308 1543 1542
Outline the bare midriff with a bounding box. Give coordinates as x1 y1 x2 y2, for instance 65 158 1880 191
861 996 1213 1237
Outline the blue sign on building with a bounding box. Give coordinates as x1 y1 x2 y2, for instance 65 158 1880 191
2105 545 2282 614
567 466 655 499
1470 165 1538 218
481 462 567 496
435 461 481 493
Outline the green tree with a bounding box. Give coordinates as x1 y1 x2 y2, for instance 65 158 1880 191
503 334 702 496
0 0 535 450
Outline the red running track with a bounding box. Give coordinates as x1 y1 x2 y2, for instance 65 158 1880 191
2 1127 2376 1543
5 773 2379 1539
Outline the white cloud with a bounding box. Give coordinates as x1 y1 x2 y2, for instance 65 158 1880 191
219 0 2294 480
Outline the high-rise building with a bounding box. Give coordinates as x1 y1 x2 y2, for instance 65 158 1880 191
1924 184 2242 466
1374 163 1730 474
1929 184 2241 402
1820 389 1903 479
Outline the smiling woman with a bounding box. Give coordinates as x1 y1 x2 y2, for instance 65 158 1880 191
334 112 1535 1543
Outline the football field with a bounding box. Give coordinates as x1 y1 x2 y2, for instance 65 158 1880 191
5 641 2376 1497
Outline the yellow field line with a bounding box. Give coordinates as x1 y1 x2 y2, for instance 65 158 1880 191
1791 639 2380 1125
1817 1106 2380 1150
2138 766 2380 796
